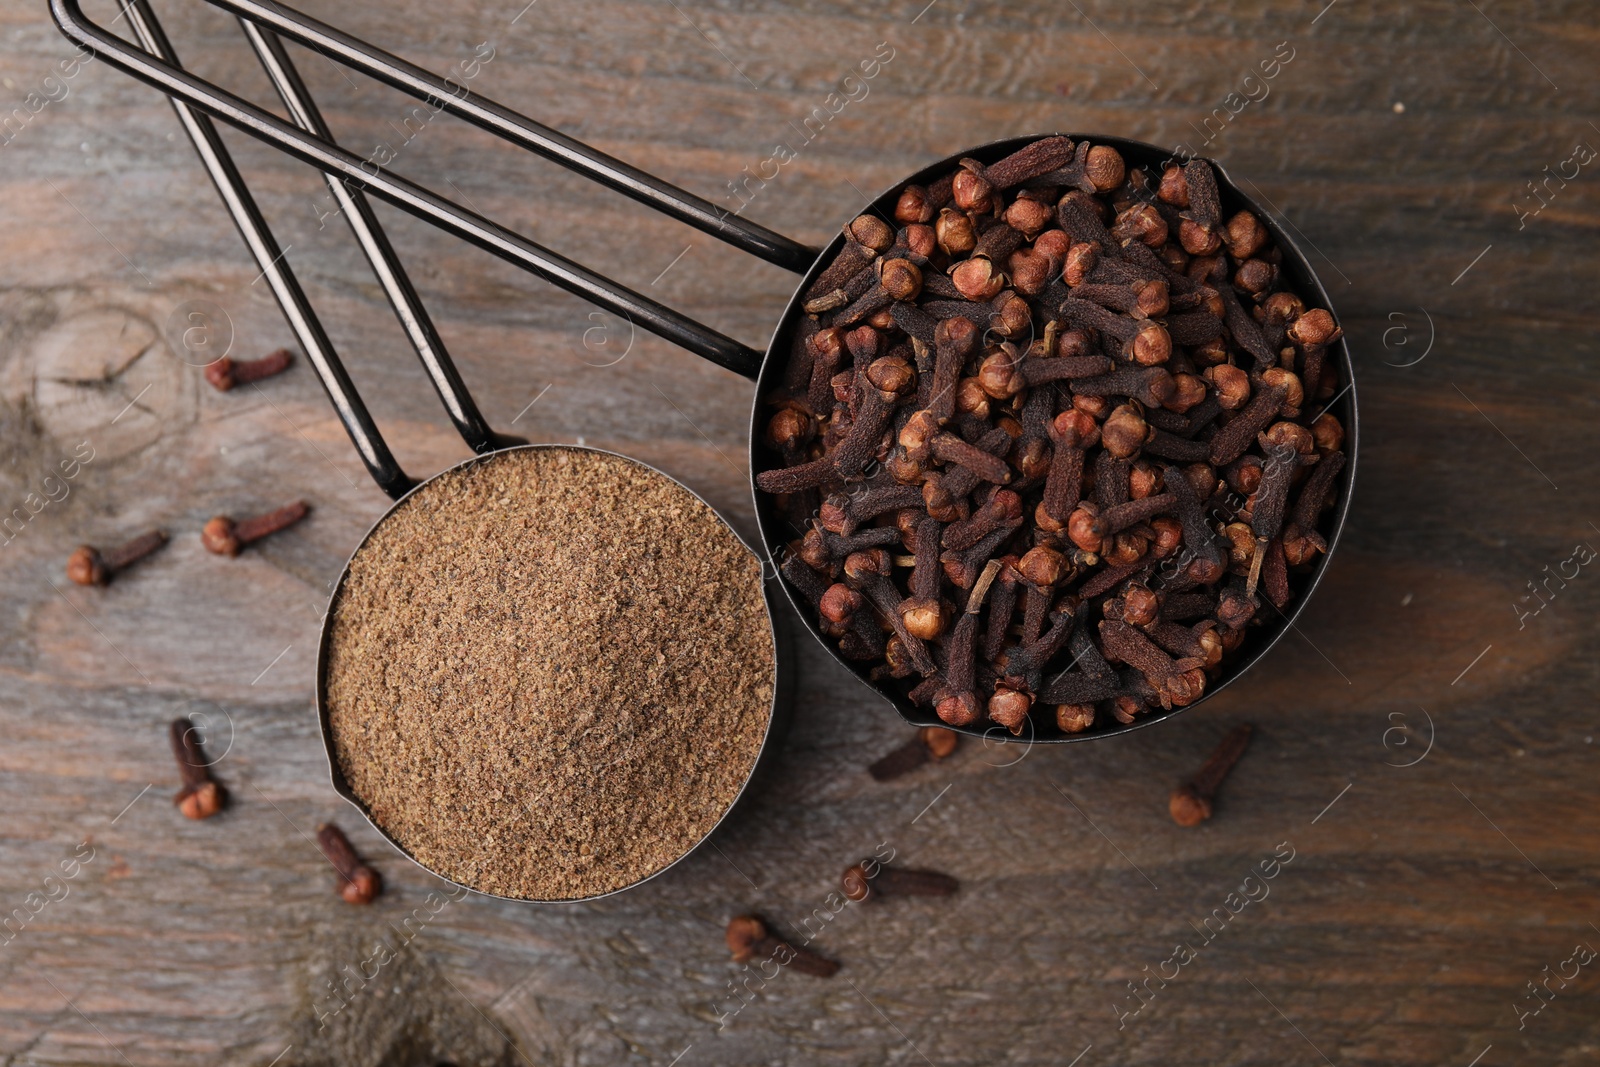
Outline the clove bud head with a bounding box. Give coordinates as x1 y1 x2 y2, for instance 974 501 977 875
988 687 1032 733
1169 784 1212 827
880 258 923 302
66 547 109 587
1057 703 1096 733
842 863 875 903
921 726 958 760
1101 404 1151 459
936 690 980 727
176 780 224 820
1017 545 1069 587
951 168 993 213
1004 197 1054 237
340 867 382 906
935 208 976 256
1084 145 1125 191
201 517 243 557
1063 241 1098 286
847 214 894 252
819 584 863 625
1287 308 1340 347
894 186 933 224
949 258 1005 302
899 597 948 641
1157 164 1189 207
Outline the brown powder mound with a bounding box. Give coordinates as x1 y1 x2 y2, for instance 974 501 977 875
324 447 775 901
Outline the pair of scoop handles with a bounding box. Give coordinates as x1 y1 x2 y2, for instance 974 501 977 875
51 0 819 497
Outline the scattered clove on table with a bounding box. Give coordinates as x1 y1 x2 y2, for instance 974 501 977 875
725 915 839 977
868 726 959 780
1170 723 1254 826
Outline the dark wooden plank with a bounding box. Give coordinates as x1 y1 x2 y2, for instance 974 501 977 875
1 0 1597 1063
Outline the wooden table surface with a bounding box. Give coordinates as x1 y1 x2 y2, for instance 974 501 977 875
2 0 1597 1063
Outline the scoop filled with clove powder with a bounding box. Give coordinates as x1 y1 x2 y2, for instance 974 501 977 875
323 446 776 901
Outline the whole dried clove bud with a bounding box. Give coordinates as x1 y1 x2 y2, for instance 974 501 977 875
987 687 1033 733
1225 455 1265 495
170 718 226 819
202 501 310 556
1262 291 1305 326
1311 412 1344 453
1122 580 1159 626
1112 203 1167 248
868 725 958 780
1066 504 1103 554
1052 408 1101 449
1169 724 1253 826
842 862 960 902
1260 420 1315 456
1157 242 1189 272
1149 516 1183 558
881 258 924 302
1004 196 1055 237
1062 241 1099 286
1166 373 1207 414
1192 336 1230 367
1209 384 1287 466
764 407 815 458
1084 145 1126 191
866 354 917 397
895 185 934 224
950 258 1005 302
1223 522 1257 571
1111 694 1146 724
978 349 1023 400
952 167 994 213
847 214 895 252
1222 211 1269 260
1016 544 1069 587
1133 278 1171 319
1007 248 1053 295
903 223 937 260
991 293 1032 338
936 208 977 256
1287 308 1341 347
1157 164 1189 207
899 597 948 641
1260 368 1305 418
1216 584 1258 630
1057 702 1096 732
726 915 840 977
1129 461 1162 500
936 690 981 726
317 822 382 904
954 377 992 420
1033 228 1071 269
819 583 864 627
1234 258 1276 296
1179 217 1223 256
1204 364 1252 410
1101 403 1151 459
1104 530 1150 566
204 347 293 392
1130 324 1173 366
67 529 169 587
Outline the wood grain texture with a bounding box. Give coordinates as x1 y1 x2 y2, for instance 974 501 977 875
1 0 1598 1063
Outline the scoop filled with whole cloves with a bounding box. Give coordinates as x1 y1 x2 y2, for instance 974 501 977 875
756 135 1348 740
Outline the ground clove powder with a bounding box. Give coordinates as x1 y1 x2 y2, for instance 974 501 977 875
325 447 775 900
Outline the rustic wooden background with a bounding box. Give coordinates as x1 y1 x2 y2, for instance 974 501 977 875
1 0 1596 1063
